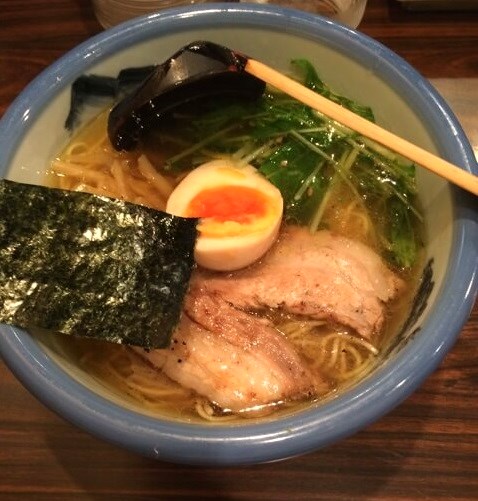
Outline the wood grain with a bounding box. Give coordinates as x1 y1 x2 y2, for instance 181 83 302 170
0 0 477 499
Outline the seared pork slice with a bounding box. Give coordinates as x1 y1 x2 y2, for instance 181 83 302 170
135 289 324 414
192 226 403 339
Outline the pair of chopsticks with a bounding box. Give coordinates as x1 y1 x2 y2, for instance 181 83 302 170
245 59 478 196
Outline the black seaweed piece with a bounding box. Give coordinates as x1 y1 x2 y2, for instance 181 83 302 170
0 179 198 349
383 258 435 358
64 66 156 131
107 41 265 151
65 74 119 131
399 258 435 336
117 65 157 87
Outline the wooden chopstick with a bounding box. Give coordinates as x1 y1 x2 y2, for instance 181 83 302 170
245 59 478 196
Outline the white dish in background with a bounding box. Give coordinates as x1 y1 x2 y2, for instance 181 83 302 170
92 1 368 29
240 0 367 27
397 0 478 10
92 0 212 28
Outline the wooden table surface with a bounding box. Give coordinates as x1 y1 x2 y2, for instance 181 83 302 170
0 1 477 499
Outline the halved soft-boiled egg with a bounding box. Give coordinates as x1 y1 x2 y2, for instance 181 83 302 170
166 159 283 271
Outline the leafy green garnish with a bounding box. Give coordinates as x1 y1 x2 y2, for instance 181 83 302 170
291 59 376 122
148 59 423 269
387 197 420 269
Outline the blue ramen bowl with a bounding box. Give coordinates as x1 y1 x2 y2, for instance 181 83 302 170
0 4 477 465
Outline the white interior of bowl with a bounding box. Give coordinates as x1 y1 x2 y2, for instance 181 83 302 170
4 25 455 417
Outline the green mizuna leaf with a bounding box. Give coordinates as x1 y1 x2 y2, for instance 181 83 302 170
138 59 423 268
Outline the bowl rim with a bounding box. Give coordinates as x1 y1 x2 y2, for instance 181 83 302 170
0 3 477 466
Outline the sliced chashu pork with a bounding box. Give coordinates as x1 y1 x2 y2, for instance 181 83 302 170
192 226 403 339
135 288 325 413
135 226 401 414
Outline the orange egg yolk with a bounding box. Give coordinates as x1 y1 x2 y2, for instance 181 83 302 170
186 185 269 224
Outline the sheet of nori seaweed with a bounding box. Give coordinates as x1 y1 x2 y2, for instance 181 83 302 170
0 179 198 349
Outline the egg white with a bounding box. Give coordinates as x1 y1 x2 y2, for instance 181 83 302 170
166 159 283 271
